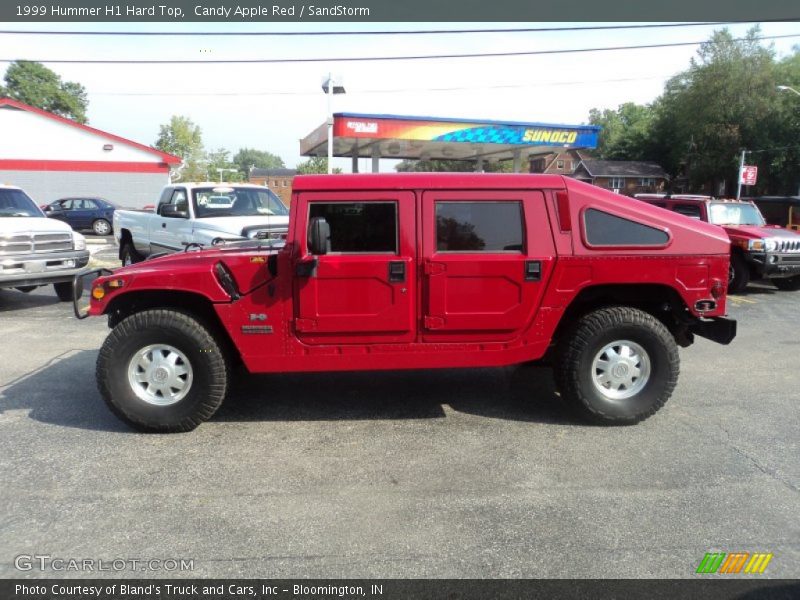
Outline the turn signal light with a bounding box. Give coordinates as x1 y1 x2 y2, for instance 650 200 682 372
710 278 725 299
92 286 106 300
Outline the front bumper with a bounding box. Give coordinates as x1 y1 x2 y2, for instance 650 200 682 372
689 317 737 345
0 249 90 288
746 251 800 278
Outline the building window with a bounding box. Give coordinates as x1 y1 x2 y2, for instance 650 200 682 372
609 177 626 189
281 180 287 187
556 160 564 170
583 208 669 247
639 178 657 187
436 201 524 252
308 202 397 253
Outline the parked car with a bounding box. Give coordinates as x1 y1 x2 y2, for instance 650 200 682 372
0 185 89 301
635 194 800 292
76 174 735 432
43 197 116 236
747 196 800 232
113 183 290 266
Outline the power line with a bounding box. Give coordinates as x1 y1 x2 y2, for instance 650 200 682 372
0 22 753 36
2 33 798 64
91 75 671 97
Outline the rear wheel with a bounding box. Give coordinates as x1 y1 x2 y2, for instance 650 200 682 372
92 218 112 236
728 253 750 294
54 281 79 302
120 242 143 266
773 276 800 291
554 306 679 425
96 309 229 432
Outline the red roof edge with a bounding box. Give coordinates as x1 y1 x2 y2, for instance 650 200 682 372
0 97 182 165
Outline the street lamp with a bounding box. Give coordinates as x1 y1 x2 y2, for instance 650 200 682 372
777 85 800 97
215 168 238 183
322 73 345 174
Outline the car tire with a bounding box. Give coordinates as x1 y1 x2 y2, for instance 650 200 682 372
54 281 80 302
773 275 800 291
553 306 679 425
96 309 229 433
728 253 749 294
120 243 143 266
92 219 112 236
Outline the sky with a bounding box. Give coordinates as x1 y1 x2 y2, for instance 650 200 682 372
1 21 799 172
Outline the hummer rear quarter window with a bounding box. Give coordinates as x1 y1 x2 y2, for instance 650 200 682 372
583 208 669 247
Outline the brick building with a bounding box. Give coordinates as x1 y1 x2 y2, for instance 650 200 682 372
249 168 297 207
572 160 669 195
529 149 592 176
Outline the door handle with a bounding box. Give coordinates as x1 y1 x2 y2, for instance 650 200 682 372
388 261 406 283
524 260 542 282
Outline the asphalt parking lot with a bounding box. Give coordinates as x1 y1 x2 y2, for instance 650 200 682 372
0 277 798 579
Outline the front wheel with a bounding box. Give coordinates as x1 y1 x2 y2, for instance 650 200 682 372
120 242 143 266
773 275 800 291
728 253 749 294
96 309 229 432
54 281 79 302
554 307 679 425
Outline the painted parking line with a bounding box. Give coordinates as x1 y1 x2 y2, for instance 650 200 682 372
728 296 757 304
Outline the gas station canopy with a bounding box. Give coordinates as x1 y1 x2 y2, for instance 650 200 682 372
300 113 601 172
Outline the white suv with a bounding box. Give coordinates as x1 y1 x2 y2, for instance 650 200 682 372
0 185 90 301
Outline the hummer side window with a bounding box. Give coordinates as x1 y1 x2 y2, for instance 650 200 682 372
435 201 524 252
308 202 398 254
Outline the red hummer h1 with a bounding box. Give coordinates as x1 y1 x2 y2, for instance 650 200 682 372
75 174 736 432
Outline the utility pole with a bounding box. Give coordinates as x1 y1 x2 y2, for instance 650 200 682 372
736 150 746 200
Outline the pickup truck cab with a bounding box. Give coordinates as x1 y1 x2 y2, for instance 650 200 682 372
636 194 800 292
0 185 89 300
113 182 290 265
78 174 736 432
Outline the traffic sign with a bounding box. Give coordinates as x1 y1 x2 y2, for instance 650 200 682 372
740 166 758 186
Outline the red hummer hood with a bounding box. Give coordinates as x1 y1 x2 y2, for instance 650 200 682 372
721 224 795 240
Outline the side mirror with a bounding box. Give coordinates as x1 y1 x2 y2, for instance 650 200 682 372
307 217 330 255
160 205 189 219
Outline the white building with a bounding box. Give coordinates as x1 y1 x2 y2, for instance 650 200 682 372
0 98 181 208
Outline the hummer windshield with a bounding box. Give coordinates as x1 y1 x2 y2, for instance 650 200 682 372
708 202 765 226
0 189 43 217
192 187 289 219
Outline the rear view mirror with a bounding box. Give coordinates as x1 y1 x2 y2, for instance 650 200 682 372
307 217 330 255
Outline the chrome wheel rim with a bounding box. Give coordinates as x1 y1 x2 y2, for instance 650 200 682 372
127 344 193 406
591 340 651 400
95 220 110 235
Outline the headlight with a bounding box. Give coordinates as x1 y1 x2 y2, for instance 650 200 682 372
73 232 86 251
764 239 779 252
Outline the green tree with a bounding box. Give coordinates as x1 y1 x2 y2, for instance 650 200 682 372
650 27 779 194
0 60 88 123
588 102 656 161
232 148 285 178
154 115 206 181
395 159 512 172
206 148 244 182
296 157 341 174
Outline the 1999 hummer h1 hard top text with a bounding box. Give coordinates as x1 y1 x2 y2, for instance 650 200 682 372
76 174 736 432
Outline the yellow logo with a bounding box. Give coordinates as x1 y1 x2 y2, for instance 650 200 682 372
523 129 578 144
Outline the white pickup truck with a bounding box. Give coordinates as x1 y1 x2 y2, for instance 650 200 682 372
113 182 290 265
0 184 89 300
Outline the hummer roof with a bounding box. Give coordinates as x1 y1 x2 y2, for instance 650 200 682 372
293 173 567 191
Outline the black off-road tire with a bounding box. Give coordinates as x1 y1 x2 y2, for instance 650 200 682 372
728 253 750 294
96 309 229 432
54 281 77 302
554 306 680 425
120 242 143 266
773 275 800 291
